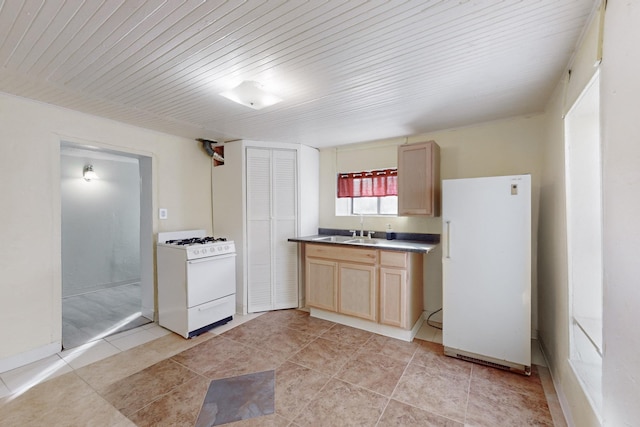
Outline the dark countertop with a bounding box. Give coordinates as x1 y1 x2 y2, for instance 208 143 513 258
288 234 438 254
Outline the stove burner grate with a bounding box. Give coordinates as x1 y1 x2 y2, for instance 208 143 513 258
165 236 227 246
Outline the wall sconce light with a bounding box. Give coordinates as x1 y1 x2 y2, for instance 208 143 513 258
83 164 99 181
220 80 282 110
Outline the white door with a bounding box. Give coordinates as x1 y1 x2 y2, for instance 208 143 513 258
246 148 298 312
247 148 272 312
442 175 531 367
272 150 298 309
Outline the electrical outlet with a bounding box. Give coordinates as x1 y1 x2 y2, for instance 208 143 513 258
159 208 168 220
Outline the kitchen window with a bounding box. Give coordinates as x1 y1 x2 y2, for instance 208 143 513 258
336 168 398 216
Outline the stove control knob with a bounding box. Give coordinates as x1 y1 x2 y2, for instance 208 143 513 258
193 249 199 255
217 246 222 251
210 247 215 253
224 245 229 251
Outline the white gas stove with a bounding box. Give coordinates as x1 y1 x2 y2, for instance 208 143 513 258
156 230 236 338
157 233 235 260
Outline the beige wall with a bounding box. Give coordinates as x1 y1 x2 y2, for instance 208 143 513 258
0 93 212 362
319 114 544 326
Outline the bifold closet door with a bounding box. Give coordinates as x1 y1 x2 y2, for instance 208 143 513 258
246 148 298 312
272 149 298 309
247 148 272 312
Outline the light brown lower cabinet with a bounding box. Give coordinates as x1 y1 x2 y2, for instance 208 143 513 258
305 257 338 312
339 262 377 321
379 250 424 329
305 243 423 330
379 267 408 328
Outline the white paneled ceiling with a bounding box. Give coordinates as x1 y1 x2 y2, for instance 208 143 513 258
0 0 597 148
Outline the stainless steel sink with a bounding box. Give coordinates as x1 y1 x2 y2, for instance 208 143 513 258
312 235 354 243
345 238 385 245
311 235 393 246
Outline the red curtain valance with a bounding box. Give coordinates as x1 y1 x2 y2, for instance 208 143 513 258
337 168 398 198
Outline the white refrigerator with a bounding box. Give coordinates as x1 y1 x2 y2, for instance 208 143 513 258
442 174 531 375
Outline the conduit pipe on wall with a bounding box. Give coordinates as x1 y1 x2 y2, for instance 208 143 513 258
197 138 225 163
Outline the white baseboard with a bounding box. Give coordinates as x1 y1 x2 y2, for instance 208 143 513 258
539 336 575 427
141 307 155 322
0 342 61 374
310 308 424 342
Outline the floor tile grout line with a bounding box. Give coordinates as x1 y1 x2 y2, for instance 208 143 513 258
284 363 335 424
6 369 114 424
373 397 392 427
226 322 331 363
388 343 472 425
387 340 419 400
72 367 122 414
2 352 76 395
463 363 475 425
224 318 428 423
126 371 210 422
276 324 378 422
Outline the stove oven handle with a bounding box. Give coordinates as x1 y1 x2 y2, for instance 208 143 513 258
187 253 236 264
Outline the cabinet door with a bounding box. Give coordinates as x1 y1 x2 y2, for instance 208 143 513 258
306 258 338 312
397 141 440 216
339 263 377 321
380 267 408 328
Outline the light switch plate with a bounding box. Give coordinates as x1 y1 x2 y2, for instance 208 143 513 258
159 208 168 220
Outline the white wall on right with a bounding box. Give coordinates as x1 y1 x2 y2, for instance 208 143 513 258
537 8 602 427
539 1 640 425
600 1 640 425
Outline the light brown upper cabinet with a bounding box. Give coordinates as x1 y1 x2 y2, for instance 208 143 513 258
397 140 441 216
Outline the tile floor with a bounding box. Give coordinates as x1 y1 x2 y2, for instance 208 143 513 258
0 310 565 426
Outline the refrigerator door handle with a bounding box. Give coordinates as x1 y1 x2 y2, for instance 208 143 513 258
445 220 451 259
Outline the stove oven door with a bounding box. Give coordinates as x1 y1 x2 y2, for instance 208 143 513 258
186 253 236 308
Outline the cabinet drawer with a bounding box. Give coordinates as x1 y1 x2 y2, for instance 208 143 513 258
380 250 408 268
306 243 377 264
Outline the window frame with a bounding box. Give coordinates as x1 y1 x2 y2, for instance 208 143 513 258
337 195 398 216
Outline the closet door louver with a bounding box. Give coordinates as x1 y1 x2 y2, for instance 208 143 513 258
273 150 298 308
246 148 298 312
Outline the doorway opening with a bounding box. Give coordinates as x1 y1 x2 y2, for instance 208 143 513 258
60 142 154 349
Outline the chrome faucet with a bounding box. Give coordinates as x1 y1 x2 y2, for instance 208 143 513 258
359 214 365 237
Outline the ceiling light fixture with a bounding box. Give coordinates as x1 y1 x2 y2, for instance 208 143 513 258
220 80 282 110
83 164 99 181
